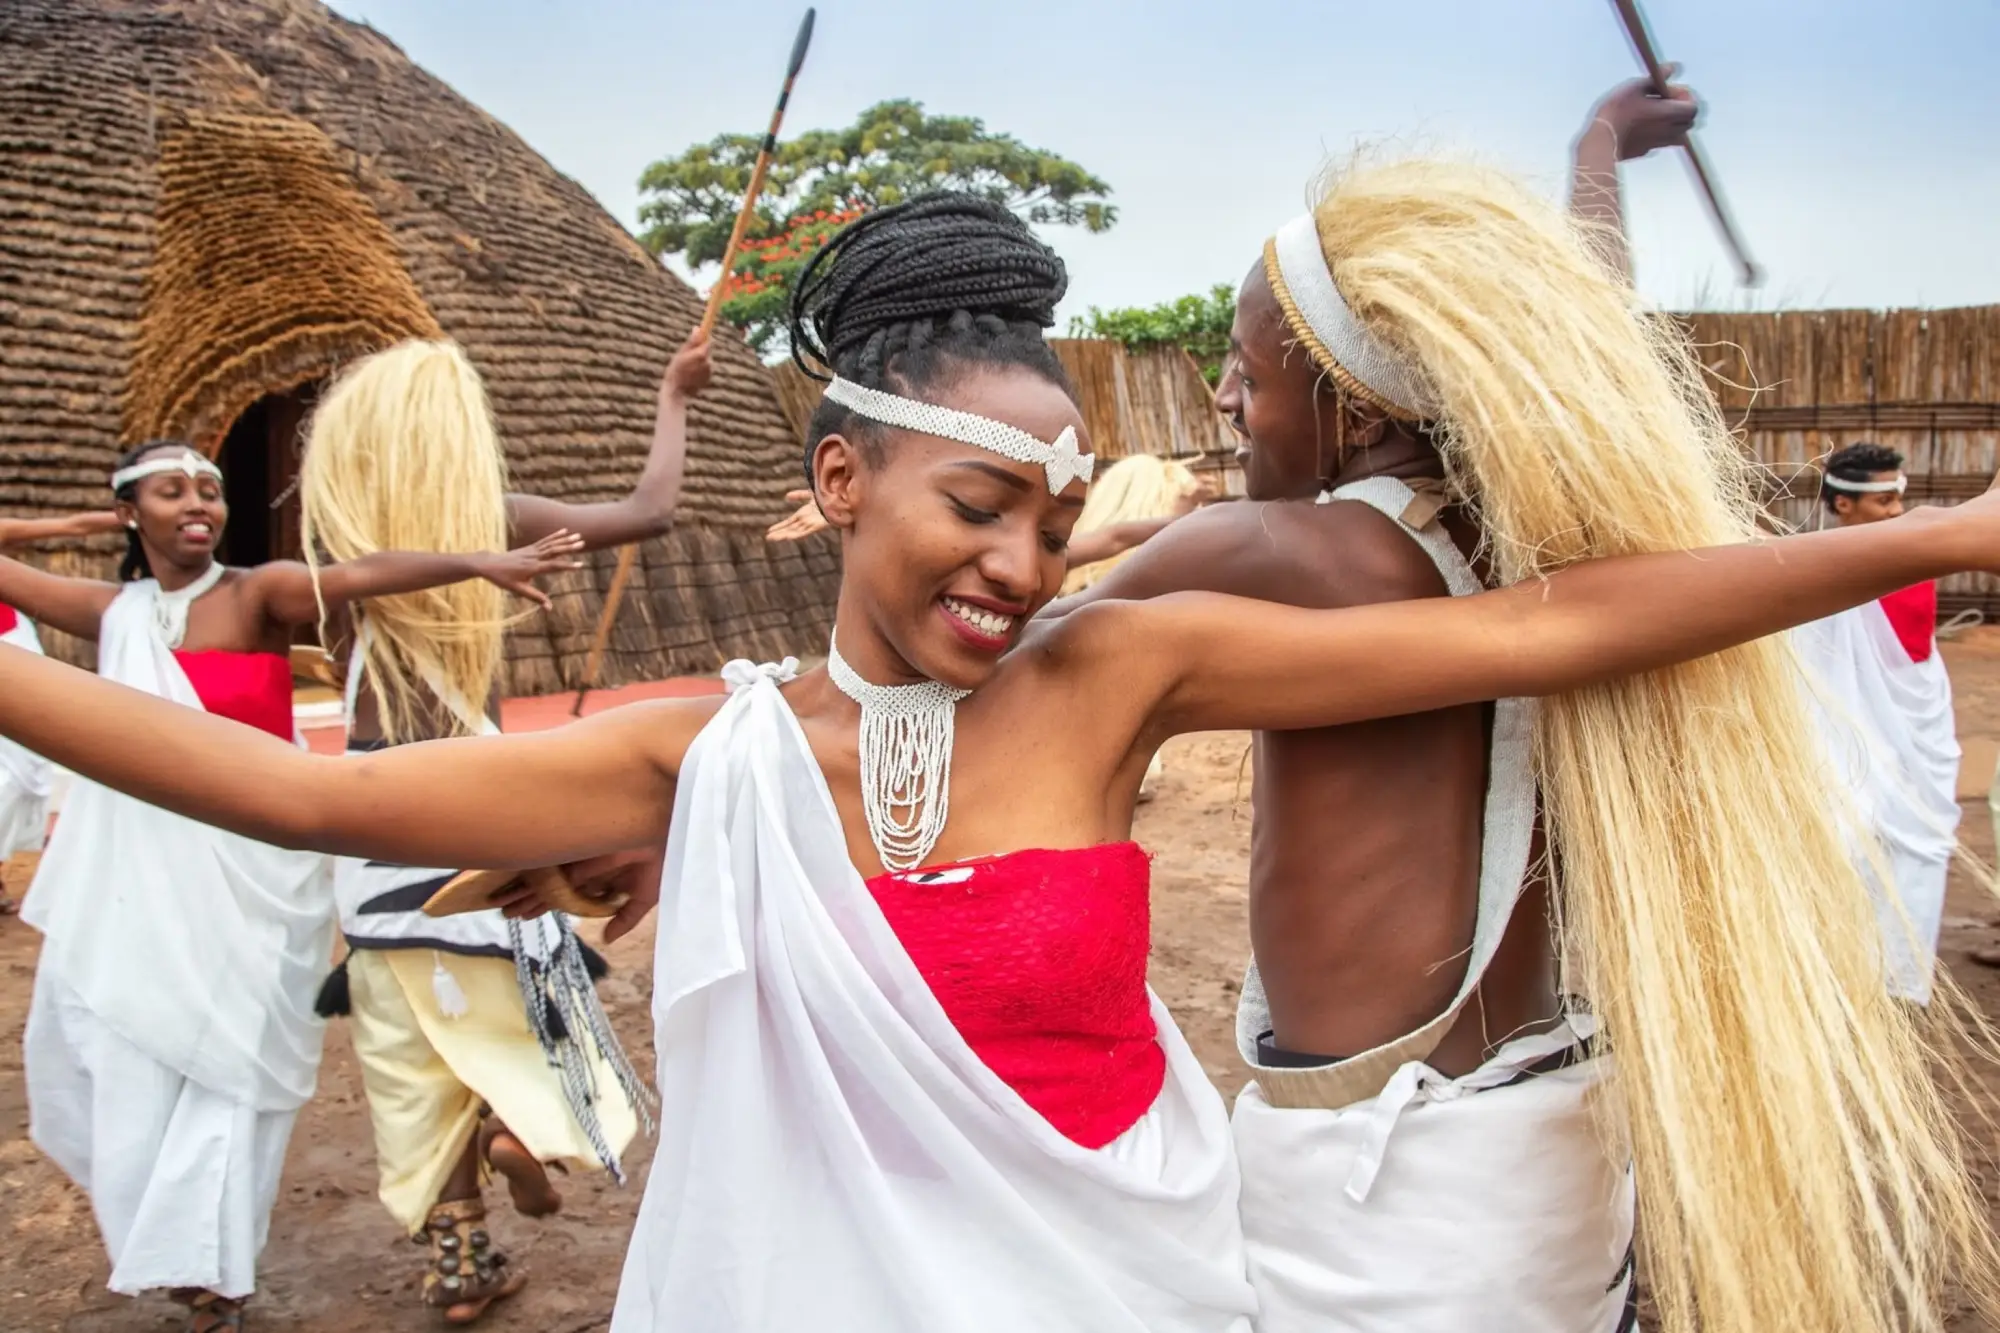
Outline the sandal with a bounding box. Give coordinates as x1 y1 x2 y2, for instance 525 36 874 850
419 1198 526 1324
478 1113 562 1218
179 1290 246 1332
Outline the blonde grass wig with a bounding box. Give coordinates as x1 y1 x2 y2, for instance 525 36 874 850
1059 454 1202 595
300 339 512 741
1281 157 1998 1333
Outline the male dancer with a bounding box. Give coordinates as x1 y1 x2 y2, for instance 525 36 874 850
1037 78 1699 1330
1794 442 1960 994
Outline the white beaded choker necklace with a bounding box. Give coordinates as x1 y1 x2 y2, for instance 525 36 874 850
826 633 971 872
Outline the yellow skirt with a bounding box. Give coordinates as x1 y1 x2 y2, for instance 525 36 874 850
345 947 640 1232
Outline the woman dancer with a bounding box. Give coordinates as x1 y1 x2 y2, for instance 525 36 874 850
294 331 706 1323
3 440 576 1333
3 197 2000 1333
0 510 121 909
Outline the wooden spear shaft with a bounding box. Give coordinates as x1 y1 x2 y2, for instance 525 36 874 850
571 8 816 717
1608 0 1761 287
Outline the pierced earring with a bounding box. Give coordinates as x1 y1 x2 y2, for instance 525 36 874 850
125 520 137 530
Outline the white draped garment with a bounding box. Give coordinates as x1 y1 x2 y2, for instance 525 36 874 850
21 580 335 1297
1794 600 1961 1003
0 614 50 857
611 662 1255 1333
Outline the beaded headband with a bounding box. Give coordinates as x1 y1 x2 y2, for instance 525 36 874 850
1822 473 1907 495
1264 214 1438 421
824 377 1094 496
111 448 223 493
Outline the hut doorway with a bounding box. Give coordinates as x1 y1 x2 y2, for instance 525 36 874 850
217 383 316 568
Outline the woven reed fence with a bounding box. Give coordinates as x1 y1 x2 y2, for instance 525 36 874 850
772 308 2000 611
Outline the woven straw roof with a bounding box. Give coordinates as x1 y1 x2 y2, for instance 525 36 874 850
1 0 835 691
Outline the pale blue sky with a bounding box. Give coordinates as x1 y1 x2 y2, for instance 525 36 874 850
329 0 1999 324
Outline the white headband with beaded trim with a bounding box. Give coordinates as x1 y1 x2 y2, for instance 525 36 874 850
824 376 1094 495
111 448 223 493
1822 473 1907 495
1270 214 1439 420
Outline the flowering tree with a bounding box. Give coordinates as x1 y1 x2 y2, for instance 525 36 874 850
639 99 1114 355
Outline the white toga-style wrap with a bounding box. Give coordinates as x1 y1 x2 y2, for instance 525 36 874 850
1794 601 1960 1003
0 614 51 858
1232 477 1637 1333
610 661 1256 1333
22 581 335 1297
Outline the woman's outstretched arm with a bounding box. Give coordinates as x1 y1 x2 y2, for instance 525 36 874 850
0 639 700 867
0 554 119 641
1119 497 1994 736
0 512 123 546
506 330 711 552
246 531 586 626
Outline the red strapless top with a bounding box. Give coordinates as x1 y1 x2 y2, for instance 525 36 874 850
1879 581 1937 664
867 841 1163 1149
174 650 293 740
0 602 16 635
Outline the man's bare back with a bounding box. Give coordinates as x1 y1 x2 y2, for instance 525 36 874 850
1048 494 1554 1072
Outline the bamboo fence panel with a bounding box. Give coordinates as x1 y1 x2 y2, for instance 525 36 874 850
769 309 1999 604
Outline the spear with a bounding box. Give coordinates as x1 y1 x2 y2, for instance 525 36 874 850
1608 0 1761 287
571 8 817 717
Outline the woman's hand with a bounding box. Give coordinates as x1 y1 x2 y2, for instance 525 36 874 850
766 490 829 543
470 530 587 609
663 328 714 402
1587 70 1699 161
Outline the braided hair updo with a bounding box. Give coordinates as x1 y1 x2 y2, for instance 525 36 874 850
111 438 199 582
789 193 1076 486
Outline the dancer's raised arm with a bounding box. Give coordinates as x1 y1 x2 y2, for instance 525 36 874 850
1569 72 1699 280
0 555 119 640
507 329 712 550
0 639 692 868
0 511 122 545
247 530 585 624
1127 493 1990 735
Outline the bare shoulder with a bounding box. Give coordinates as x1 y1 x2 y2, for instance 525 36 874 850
577 692 730 777
1072 496 1447 612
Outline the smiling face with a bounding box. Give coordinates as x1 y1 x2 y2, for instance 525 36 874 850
114 445 227 577
1214 260 1337 502
811 364 1089 690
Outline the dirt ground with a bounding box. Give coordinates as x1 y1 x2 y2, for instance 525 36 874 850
12 633 2000 1330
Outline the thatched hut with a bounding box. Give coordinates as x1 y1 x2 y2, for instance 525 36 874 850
1 0 836 692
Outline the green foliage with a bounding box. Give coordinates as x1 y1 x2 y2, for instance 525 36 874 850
1066 284 1237 383
638 99 1116 353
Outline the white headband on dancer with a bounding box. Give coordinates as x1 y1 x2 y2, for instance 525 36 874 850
1823 473 1908 495
824 376 1094 496
1269 214 1439 420
111 448 223 493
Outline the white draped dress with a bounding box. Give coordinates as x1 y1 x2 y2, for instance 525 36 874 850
1795 599 1961 1003
21 581 335 1298
611 661 1255 1333
0 612 51 858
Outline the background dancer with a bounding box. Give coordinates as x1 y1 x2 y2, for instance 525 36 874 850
15 195 2000 1333
1 441 574 1333
297 332 706 1324
0 510 121 912
1040 83 1995 1333
1795 442 1961 996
